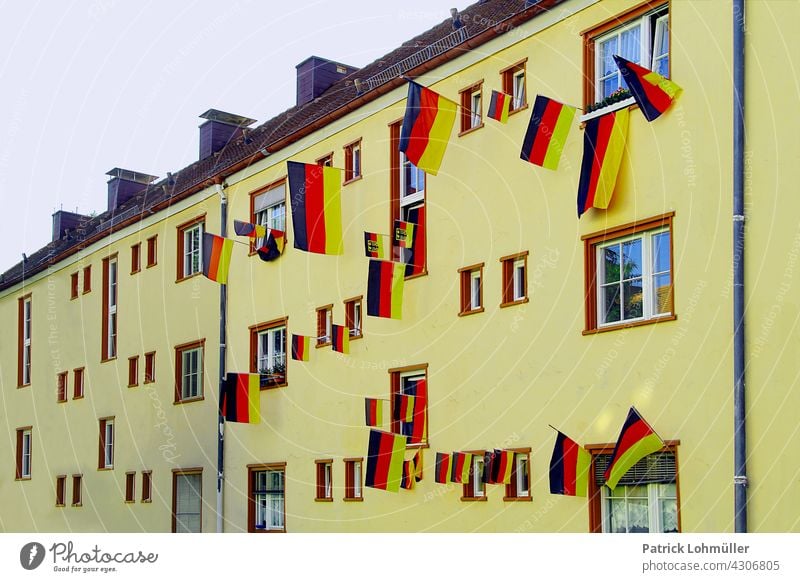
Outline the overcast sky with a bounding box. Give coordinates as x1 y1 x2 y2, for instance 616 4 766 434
0 0 454 273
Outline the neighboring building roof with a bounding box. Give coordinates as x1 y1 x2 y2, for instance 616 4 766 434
0 0 563 292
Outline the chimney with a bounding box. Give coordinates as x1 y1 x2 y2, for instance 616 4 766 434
296 56 357 106
52 210 90 242
106 168 158 212
198 109 256 160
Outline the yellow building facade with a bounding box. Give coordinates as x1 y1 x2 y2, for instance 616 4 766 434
2 0 799 533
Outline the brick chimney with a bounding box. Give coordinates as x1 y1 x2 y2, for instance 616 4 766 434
51 210 90 242
198 109 256 160
296 56 357 106
106 168 158 212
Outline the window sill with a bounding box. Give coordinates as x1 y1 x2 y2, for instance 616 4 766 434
458 122 484 137
130 269 141 275
458 307 484 317
580 97 636 123
405 269 428 281
57 400 67 405
82 290 91 295
73 395 85 400
175 272 202 284
349 334 363 341
100 357 118 364
316 342 331 349
98 467 113 471
583 314 677 335
250 527 286 533
460 496 487 502
72 503 83 508
15 477 31 481
17 384 30 389
174 396 205 405
314 498 334 503
55 503 65 508
503 496 532 502
508 103 529 116
260 382 287 391
127 383 139 389
70 295 78 301
500 297 529 309
146 263 157 269
343 497 364 502
143 379 155 385
404 442 429 450
343 175 363 186
141 499 152 504
124 500 135 504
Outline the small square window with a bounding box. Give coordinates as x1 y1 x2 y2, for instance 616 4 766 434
73 368 85 399
315 460 333 501
175 341 204 403
458 264 484 316
500 252 528 307
344 140 362 183
317 305 333 346
345 297 363 339
344 458 363 501
459 82 484 134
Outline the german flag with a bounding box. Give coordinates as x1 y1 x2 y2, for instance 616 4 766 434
393 220 416 249
520 95 576 171
604 407 665 490
613 55 682 122
435 452 451 484
365 429 406 492
399 80 457 176
331 324 350 354
202 232 233 284
364 232 390 260
256 229 286 262
400 459 416 490
219 373 261 424
367 259 405 319
233 219 266 239
576 107 629 217
291 334 311 362
287 161 343 255
403 206 425 277
549 429 591 497
491 449 513 485
482 450 495 484
487 90 511 123
399 379 426 445
412 450 423 482
364 398 387 427
450 452 473 483
392 394 416 423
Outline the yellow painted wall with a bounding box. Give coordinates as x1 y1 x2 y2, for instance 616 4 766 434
2 0 799 532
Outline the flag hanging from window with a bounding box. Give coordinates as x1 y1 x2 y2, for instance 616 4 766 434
399 378 426 445
576 107 629 217
365 429 406 492
520 95 576 171
604 407 665 490
400 459 416 490
364 232 391 260
412 450 423 482
549 429 591 497
392 394 416 423
487 90 511 123
331 324 350 354
219 373 261 424
365 398 388 427
233 219 267 239
367 259 406 319
403 206 425 277
256 229 286 262
287 161 343 255
435 452 451 484
399 80 457 176
486 449 513 484
613 55 682 122
450 452 473 483
202 232 233 284
291 334 311 362
393 219 416 249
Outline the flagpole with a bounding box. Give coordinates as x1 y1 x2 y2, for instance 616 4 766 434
215 180 228 533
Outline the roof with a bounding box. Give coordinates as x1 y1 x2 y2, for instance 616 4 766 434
0 0 564 292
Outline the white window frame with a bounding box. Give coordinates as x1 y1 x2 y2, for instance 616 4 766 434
257 325 286 375
515 454 529 497
399 371 425 440
320 462 332 499
104 420 114 468
472 455 485 498
348 141 362 180
349 301 362 337
470 269 482 310
512 69 526 110
400 152 425 206
351 460 362 499
107 258 117 358
513 259 526 302
470 89 482 128
22 297 31 385
181 347 203 400
254 468 285 531
318 307 333 344
183 223 203 277
21 429 32 478
651 14 669 76
595 228 670 327
600 482 677 533
174 472 202 533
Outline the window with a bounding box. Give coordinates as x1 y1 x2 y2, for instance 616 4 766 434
56 475 66 506
583 213 674 332
583 3 670 105
125 472 136 503
248 464 286 532
250 318 287 388
18 295 32 386
344 458 363 501
101 255 118 360
315 460 333 502
131 243 141 274
344 297 363 339
175 340 204 403
344 139 362 183
141 471 153 502
73 368 85 399
504 449 532 501
98 418 114 469
176 216 204 280
459 81 483 134
316 305 333 346
128 356 139 387
72 474 82 506
391 121 427 277
316 153 333 167
389 366 428 447
502 59 527 112
82 265 92 293
589 449 679 533
16 427 32 479
144 352 156 383
146 235 157 267
70 272 79 299
57 371 68 403
250 179 286 251
461 453 486 501
458 263 484 316
500 252 528 307
172 469 202 533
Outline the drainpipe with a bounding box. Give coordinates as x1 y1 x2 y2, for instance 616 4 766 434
215 181 228 533
732 0 747 533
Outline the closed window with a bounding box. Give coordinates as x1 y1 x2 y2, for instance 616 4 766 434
56 475 66 506
98 418 114 469
73 368 85 399
459 264 484 315
70 272 79 299
175 341 204 403
315 460 333 501
144 352 156 383
16 428 32 479
345 297 363 339
500 252 528 307
173 470 202 533
131 243 141 274
344 458 363 501
72 474 82 506
146 236 158 267
459 82 483 133
82 265 92 293
249 465 285 532
344 140 362 183
125 472 136 503
176 217 204 280
316 153 333 167
102 256 118 360
251 180 286 251
141 471 153 503
128 356 139 387
18 295 32 386
57 371 68 403
502 60 527 112
250 319 287 388
316 305 333 346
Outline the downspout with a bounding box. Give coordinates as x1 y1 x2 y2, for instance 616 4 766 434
215 181 228 533
732 0 748 533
